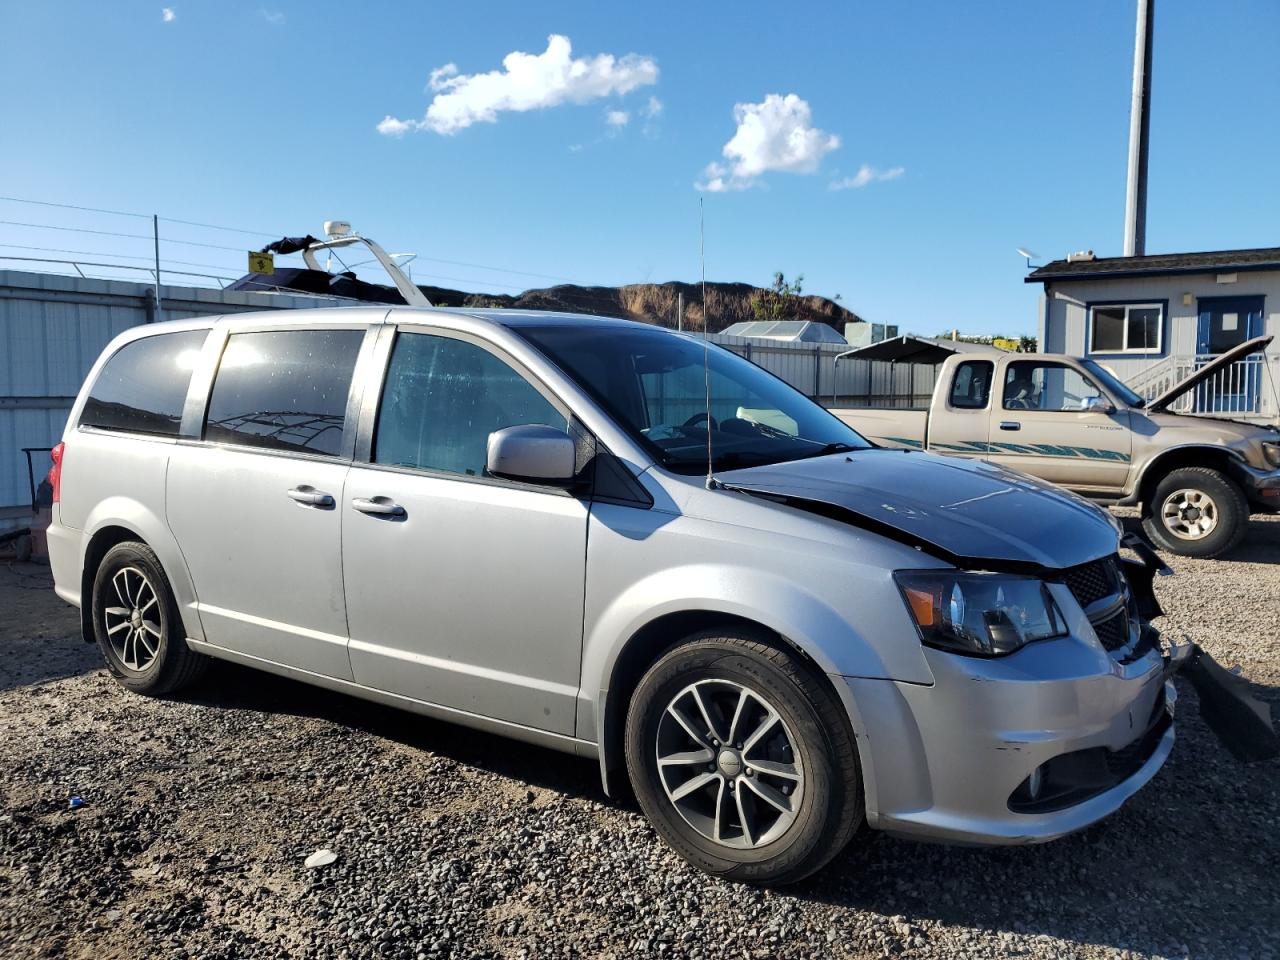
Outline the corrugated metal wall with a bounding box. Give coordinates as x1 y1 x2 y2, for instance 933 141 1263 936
0 270 343 510
0 268 939 510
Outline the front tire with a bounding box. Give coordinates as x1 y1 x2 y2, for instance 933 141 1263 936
91 542 207 695
624 632 861 885
1141 467 1248 558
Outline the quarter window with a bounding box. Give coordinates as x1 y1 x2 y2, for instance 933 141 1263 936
1003 361 1105 412
204 329 363 456
1090 304 1162 354
948 360 994 410
79 330 208 436
373 332 567 477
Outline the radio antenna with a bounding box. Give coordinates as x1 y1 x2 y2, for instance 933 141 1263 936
701 197 718 490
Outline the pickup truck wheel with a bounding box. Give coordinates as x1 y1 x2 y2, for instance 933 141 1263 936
624 632 862 885
1142 467 1248 558
91 542 208 695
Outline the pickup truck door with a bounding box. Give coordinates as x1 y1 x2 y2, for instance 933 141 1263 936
986 359 1131 491
926 358 997 459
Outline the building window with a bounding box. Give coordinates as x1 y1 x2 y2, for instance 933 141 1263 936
1089 304 1162 354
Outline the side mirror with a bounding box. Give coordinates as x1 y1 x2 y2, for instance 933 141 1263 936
1083 396 1115 415
486 424 577 485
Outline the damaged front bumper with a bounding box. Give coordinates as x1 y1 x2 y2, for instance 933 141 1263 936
841 539 1275 846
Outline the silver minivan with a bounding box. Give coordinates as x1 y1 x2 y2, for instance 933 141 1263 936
48 306 1181 884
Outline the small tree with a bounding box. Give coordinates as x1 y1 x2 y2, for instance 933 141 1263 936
752 271 805 322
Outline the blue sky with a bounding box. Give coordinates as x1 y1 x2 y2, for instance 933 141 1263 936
2 1 1278 336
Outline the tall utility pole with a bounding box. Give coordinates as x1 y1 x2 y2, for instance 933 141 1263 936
677 291 684 331
152 214 163 319
1123 0 1154 257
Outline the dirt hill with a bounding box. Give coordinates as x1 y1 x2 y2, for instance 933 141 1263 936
418 281 862 335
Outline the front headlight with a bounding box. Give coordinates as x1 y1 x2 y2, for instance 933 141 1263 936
894 571 1067 657
1262 441 1280 469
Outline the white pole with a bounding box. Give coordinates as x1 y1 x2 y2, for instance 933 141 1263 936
1123 0 1154 257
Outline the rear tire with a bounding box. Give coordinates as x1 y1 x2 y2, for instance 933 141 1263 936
91 542 207 695
624 631 862 885
1141 467 1248 558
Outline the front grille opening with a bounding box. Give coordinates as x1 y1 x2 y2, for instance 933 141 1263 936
1008 711 1171 814
1061 556 1121 609
1056 555 1159 665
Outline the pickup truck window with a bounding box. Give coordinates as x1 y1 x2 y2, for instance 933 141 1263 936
949 360 993 409
1003 361 1105 412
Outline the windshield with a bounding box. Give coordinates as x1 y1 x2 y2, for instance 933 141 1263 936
518 324 872 474
1080 359 1145 408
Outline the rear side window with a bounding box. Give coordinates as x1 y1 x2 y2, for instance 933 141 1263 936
948 360 993 410
79 330 208 436
204 329 363 456
374 332 567 477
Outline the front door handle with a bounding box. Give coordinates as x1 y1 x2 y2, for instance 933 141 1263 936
352 496 407 519
287 486 335 508
999 421 1021 431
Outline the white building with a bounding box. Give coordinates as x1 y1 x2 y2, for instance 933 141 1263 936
1028 247 1280 424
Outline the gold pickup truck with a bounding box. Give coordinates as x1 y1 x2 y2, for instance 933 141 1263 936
832 336 1280 558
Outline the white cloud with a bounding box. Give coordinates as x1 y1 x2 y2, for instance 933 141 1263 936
642 96 663 119
376 116 413 137
830 164 905 190
606 110 630 128
161 7 175 22
696 94 839 192
379 34 659 136
259 9 286 25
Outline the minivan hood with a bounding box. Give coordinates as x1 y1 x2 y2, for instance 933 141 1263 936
1147 335 1273 411
718 450 1119 572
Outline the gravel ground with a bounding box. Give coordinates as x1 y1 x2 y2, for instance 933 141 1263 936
0 515 1277 960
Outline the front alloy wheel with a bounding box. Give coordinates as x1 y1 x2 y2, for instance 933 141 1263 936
657 680 805 849
1160 487 1219 541
625 632 862 885
1141 466 1248 558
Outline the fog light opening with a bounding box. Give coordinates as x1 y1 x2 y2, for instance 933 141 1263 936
1026 766 1043 801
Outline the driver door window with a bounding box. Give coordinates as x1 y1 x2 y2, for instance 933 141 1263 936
374 333 568 477
1003 361 1104 412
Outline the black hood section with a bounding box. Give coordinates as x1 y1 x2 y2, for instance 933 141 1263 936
718 449 1120 573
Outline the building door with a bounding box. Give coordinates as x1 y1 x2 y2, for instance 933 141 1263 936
1196 296 1264 413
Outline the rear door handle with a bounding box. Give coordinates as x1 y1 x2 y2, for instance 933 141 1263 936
999 421 1021 431
352 496 406 518
287 486 335 508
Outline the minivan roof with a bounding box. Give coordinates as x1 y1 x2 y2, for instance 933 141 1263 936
134 306 657 334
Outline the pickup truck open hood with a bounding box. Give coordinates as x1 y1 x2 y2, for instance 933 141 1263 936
1146 335 1273 411
718 449 1119 572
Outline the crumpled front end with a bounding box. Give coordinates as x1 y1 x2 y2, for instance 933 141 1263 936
843 545 1180 844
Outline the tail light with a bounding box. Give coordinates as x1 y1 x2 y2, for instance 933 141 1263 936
49 442 65 504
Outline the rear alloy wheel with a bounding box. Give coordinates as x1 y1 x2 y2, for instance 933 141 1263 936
1142 467 1248 558
625 632 861 885
92 542 207 695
